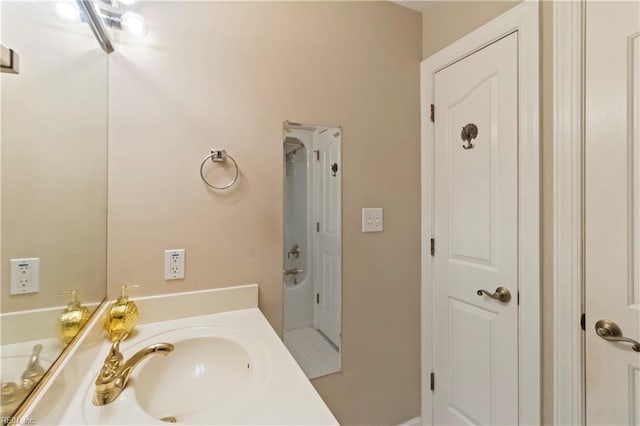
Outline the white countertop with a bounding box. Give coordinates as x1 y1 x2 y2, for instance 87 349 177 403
58 308 338 425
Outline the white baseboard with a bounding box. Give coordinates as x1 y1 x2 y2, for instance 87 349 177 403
397 416 422 426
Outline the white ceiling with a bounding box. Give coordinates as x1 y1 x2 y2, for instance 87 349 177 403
391 1 433 13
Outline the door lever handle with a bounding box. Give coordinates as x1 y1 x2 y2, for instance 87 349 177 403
476 286 511 303
594 319 640 352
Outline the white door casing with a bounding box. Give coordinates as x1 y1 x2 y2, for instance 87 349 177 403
312 127 342 348
421 2 540 425
585 2 640 424
433 32 518 426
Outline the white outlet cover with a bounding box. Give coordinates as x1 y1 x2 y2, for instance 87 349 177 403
164 249 185 280
362 208 383 232
10 258 40 295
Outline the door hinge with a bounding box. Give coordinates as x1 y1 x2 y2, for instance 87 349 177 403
517 291 520 305
430 104 435 122
430 238 435 256
314 150 319 161
316 222 320 232
430 372 435 391
580 313 585 331
316 293 320 304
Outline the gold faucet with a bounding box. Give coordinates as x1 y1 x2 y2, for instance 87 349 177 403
93 332 174 406
1 344 46 416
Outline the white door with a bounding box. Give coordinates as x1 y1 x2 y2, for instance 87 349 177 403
432 32 519 425
585 2 640 424
312 127 341 348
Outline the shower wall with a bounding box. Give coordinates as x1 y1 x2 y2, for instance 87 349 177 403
283 131 313 330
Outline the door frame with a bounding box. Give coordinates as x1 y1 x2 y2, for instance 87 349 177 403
420 2 540 425
552 1 585 425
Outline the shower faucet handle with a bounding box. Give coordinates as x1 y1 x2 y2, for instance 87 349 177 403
287 244 300 259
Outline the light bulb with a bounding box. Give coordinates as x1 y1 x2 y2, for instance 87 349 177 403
121 12 148 38
54 1 81 23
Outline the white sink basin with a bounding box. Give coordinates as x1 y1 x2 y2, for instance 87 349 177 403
82 326 270 425
134 336 260 424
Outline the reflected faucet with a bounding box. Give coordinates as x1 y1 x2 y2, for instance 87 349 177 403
93 332 174 406
0 344 46 416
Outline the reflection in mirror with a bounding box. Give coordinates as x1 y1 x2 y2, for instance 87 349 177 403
282 121 342 379
0 0 108 417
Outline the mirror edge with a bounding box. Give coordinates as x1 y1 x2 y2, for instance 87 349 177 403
9 297 107 420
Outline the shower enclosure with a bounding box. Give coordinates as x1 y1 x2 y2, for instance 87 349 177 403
282 121 342 379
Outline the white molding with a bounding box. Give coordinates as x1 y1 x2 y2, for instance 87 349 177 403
553 1 585 425
420 2 540 424
397 416 422 426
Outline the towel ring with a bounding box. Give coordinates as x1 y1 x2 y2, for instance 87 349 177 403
199 150 239 190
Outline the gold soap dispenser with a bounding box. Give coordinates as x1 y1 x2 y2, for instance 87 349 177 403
103 285 139 341
56 290 91 345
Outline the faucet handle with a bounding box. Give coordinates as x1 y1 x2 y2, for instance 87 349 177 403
21 344 45 387
105 332 128 365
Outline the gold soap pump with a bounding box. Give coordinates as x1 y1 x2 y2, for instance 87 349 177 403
103 285 139 341
56 290 91 345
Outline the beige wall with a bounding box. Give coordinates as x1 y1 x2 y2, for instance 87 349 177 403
422 1 554 424
1 1 108 314
108 2 422 424
422 1 522 58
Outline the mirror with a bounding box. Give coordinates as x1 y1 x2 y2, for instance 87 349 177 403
1 0 108 416
282 121 342 379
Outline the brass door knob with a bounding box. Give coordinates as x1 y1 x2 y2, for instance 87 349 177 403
594 319 640 352
476 286 512 303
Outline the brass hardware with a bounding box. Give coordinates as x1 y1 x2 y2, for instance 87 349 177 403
594 319 640 352
161 416 177 423
93 332 174 405
430 372 435 391
430 104 435 122
476 286 512 303
331 163 339 177
461 123 478 149
430 238 435 256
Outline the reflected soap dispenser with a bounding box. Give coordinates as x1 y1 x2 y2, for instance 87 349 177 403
103 285 139 341
56 290 91 345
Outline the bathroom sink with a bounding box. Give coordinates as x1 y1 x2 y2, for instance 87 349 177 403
82 326 270 425
134 336 259 424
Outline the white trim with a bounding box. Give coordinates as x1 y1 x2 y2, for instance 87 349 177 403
420 2 540 424
396 416 422 426
553 1 585 425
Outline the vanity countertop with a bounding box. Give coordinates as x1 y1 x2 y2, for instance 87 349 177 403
57 307 338 425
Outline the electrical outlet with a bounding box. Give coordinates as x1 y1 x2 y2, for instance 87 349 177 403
164 249 185 280
362 208 383 232
10 258 40 295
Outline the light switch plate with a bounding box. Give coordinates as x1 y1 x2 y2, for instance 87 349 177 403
10 258 40 295
362 208 383 232
165 249 185 280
